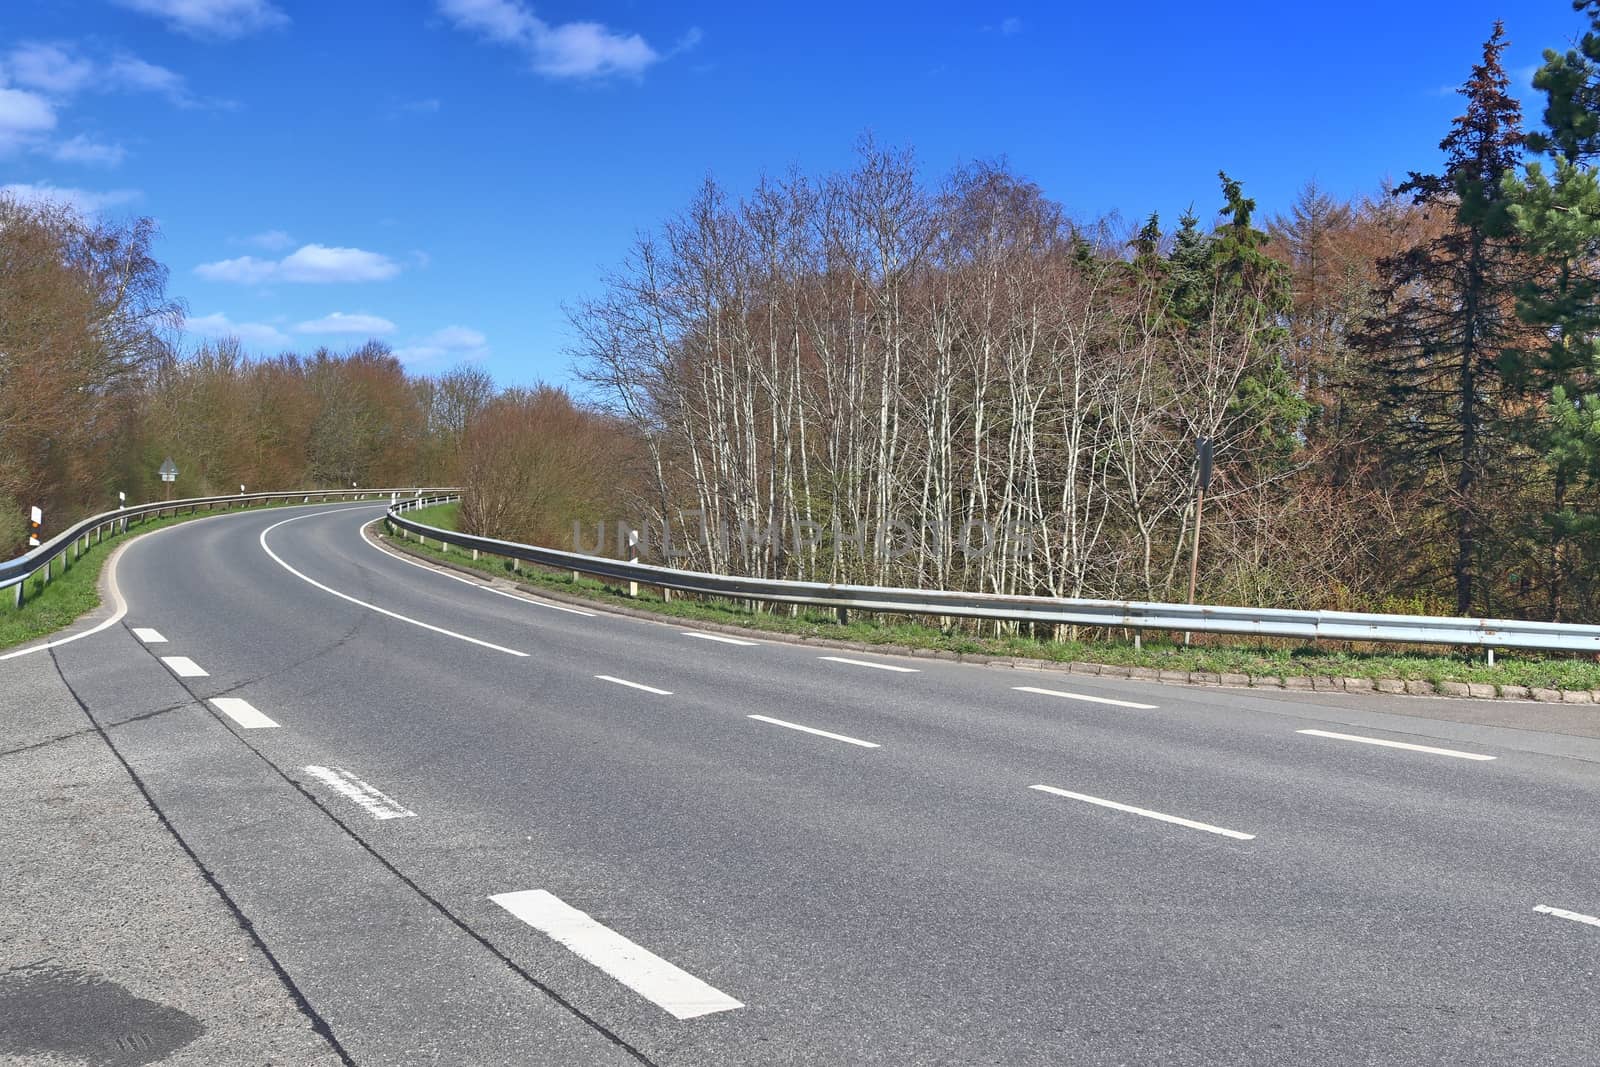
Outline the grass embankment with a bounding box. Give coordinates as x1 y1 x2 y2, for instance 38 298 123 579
388 503 1600 692
1 499 312 652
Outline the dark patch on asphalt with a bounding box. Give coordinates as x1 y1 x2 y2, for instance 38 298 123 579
0 961 204 1065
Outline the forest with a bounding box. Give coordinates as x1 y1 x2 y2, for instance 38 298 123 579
8 7 1600 624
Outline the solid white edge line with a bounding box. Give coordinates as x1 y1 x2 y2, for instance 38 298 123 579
595 674 673 696
682 631 759 646
303 765 416 820
747 714 880 748
1030 785 1255 841
0 532 137 661
1 501 341 663
131 627 167 644
818 655 920 673
259 511 529 657
1296 728 1496 761
361 518 598 616
209 697 279 729
1534 904 1600 929
160 655 209 678
490 889 743 1020
1013 685 1157 710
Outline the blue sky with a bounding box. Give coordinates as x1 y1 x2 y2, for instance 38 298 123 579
0 0 1584 388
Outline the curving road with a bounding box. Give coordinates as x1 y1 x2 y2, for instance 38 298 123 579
16 501 1600 1064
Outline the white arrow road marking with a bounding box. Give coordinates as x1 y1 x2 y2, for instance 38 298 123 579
260 511 528 657
1296 729 1495 761
818 655 919 673
210 697 278 729
747 714 880 748
132 627 167 644
1031 785 1254 841
303 766 415 820
1534 905 1600 930
1013 685 1157 709
160 656 208 678
491 889 743 1020
682 632 759 646
596 675 672 696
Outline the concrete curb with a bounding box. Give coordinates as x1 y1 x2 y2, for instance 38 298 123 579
374 529 1598 706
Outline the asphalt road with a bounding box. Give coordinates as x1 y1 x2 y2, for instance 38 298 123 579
11 501 1600 1065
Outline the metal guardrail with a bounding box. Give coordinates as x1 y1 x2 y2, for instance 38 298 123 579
4 487 459 606
385 498 1600 656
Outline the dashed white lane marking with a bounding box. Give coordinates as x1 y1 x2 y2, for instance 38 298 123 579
160 655 208 678
596 675 673 696
747 714 880 748
303 765 416 820
682 632 759 646
210 697 278 730
1534 904 1600 930
132 627 167 644
1030 785 1255 841
260 512 529 657
1013 685 1157 710
818 656 919 673
490 889 743 1020
1296 729 1496 761
362 520 597 616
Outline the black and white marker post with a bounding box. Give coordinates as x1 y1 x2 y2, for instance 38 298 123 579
1185 438 1214 646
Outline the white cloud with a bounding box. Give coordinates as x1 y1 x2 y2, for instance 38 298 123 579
394 324 488 364
113 0 289 39
438 0 665 79
0 88 56 153
1000 16 1022 35
6 43 96 94
1 182 140 213
48 134 127 167
105 55 194 105
185 311 290 347
295 312 397 335
244 228 294 250
195 243 403 284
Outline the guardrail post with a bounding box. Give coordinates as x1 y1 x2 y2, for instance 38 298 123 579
1487 647 1496 666
836 606 848 625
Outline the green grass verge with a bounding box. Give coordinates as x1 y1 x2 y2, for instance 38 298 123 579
388 503 1600 692
0 499 336 652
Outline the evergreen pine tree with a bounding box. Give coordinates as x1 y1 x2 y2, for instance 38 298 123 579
1355 22 1529 615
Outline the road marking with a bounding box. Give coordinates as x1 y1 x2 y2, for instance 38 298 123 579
160 655 208 678
1534 904 1600 930
260 512 529 657
303 765 416 820
210 697 279 729
1296 729 1496 761
490 889 743 1020
595 675 672 695
1030 785 1255 841
747 714 879 748
682 631 758 646
1013 685 1157 709
131 627 167 644
1 523 153 661
818 655 919 673
362 520 597 616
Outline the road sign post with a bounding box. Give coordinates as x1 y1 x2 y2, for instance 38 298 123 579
159 457 178 501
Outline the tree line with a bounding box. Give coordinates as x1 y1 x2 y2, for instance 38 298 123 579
0 191 619 552
567 7 1600 622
